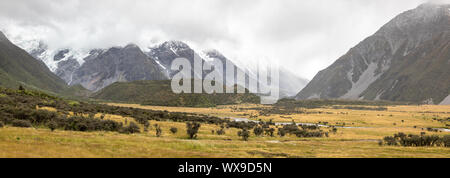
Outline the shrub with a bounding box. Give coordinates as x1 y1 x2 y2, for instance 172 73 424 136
0 121 4 128
216 126 226 135
294 130 325 138
11 119 32 128
186 122 201 139
265 128 275 137
381 132 449 147
280 124 299 135
443 135 450 147
383 136 397 146
121 122 140 134
238 129 250 141
155 125 162 137
277 128 286 137
253 126 263 136
331 127 338 133
170 127 178 134
47 121 57 131
301 125 319 130
143 122 150 132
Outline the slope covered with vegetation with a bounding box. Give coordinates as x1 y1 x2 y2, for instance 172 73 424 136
0 31 68 93
92 80 260 107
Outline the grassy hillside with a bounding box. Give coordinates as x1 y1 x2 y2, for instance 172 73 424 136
92 80 260 107
0 32 68 93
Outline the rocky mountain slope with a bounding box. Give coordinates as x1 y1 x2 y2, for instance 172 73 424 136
15 37 307 97
70 44 168 91
296 3 450 104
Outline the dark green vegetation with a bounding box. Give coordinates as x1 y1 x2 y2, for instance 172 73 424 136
245 98 402 116
276 98 406 108
237 128 250 141
0 87 258 135
92 80 260 107
275 123 328 138
380 132 450 147
170 127 178 134
186 122 201 139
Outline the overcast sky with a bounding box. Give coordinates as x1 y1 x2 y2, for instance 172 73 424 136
0 0 443 79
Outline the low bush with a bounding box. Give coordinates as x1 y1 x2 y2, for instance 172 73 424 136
11 119 32 128
120 122 140 134
253 126 263 136
294 130 325 138
47 120 57 131
170 127 178 134
238 129 250 141
216 126 226 135
277 128 286 137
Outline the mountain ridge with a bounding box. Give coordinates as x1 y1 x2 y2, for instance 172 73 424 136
0 30 69 93
296 3 450 104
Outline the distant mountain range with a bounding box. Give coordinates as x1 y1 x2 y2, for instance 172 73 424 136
12 36 308 97
296 3 450 105
2 3 448 105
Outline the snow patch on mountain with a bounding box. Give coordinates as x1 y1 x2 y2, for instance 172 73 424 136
7 36 89 72
154 59 170 78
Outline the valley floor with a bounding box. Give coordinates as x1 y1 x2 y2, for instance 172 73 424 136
0 104 449 158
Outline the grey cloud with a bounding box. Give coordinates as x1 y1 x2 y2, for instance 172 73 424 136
0 0 434 79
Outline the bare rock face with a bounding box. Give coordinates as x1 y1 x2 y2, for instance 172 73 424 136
70 44 168 91
53 49 70 61
147 41 205 79
297 3 450 103
55 57 80 84
203 49 309 98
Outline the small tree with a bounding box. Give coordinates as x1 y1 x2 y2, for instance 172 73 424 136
153 124 162 137
143 122 150 132
186 122 201 139
155 125 162 137
170 127 178 134
238 129 250 141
